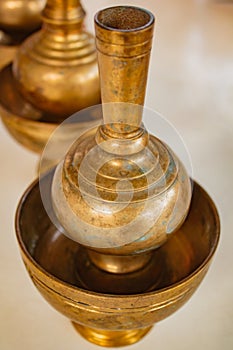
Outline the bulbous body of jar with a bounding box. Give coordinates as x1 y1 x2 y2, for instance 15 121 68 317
52 127 192 255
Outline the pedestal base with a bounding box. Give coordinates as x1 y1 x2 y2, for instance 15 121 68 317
72 322 152 347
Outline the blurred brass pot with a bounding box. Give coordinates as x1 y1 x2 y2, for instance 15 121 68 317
0 0 100 154
12 0 100 119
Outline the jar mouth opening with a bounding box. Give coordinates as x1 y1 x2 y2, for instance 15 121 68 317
95 6 154 32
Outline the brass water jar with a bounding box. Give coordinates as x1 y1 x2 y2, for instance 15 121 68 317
0 0 100 154
15 6 220 348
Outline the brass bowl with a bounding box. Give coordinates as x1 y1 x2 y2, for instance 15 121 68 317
15 172 220 347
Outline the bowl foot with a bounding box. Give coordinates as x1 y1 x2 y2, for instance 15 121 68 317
72 322 153 347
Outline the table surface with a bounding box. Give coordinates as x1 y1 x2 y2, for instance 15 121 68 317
0 1 232 349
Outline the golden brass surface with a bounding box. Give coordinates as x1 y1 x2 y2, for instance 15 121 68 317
72 323 153 347
16 175 220 346
0 0 45 45
87 249 153 274
0 46 16 70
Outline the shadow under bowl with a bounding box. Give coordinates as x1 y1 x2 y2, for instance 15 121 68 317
0 28 40 46
15 173 220 347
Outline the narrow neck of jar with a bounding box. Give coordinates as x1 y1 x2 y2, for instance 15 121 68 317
95 6 154 137
42 0 85 29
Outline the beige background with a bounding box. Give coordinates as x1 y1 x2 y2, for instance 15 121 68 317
0 0 232 349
